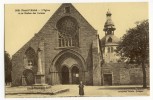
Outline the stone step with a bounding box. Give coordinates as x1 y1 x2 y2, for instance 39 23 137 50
6 88 69 95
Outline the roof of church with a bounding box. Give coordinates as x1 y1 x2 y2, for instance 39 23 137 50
101 35 120 46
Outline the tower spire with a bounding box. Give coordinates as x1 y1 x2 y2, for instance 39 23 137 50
103 10 116 35
106 9 112 16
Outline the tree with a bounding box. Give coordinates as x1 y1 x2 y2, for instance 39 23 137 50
5 51 12 85
116 19 149 88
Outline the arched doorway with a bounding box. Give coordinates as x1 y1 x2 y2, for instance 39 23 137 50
61 66 69 84
51 50 86 85
71 66 79 84
23 69 35 85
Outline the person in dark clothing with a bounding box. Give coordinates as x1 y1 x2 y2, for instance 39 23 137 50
78 81 84 96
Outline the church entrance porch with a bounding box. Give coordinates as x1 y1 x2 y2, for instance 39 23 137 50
61 65 80 84
50 50 86 85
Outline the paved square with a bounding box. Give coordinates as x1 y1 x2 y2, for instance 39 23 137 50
5 85 149 98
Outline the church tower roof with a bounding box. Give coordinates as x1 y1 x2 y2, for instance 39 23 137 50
101 10 119 46
103 9 116 31
106 9 112 16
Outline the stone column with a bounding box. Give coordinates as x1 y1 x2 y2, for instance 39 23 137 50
28 47 51 90
37 48 43 75
34 48 45 85
69 70 72 84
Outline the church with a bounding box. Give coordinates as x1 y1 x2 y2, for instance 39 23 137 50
12 3 149 86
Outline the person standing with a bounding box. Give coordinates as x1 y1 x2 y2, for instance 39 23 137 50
78 81 84 96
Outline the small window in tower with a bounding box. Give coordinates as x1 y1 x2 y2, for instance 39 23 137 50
108 37 112 43
65 6 70 13
108 30 111 34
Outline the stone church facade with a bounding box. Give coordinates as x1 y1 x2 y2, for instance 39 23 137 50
12 3 102 86
12 3 149 86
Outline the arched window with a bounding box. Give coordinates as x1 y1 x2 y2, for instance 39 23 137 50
108 37 112 43
24 47 37 73
57 16 79 47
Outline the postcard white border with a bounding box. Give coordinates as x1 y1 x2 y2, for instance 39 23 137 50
0 0 152 100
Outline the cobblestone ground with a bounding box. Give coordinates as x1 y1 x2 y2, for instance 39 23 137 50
5 85 150 98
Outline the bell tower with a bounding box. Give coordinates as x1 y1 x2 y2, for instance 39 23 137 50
103 9 116 35
101 10 119 63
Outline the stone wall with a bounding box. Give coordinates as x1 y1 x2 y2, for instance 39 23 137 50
92 36 102 86
102 63 149 85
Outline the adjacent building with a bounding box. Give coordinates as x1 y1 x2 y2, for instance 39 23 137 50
100 10 149 86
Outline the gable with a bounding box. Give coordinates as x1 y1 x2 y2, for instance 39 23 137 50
12 3 97 57
38 3 97 34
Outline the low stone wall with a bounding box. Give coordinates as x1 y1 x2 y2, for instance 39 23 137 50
102 63 149 85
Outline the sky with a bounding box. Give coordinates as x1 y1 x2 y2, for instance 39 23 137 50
5 2 148 56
